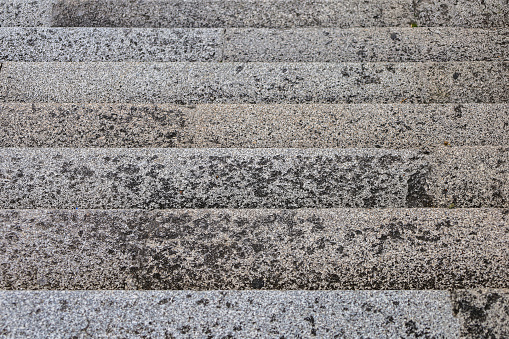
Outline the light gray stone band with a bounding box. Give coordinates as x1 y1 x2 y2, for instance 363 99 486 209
222 28 508 62
1 62 507 103
0 290 463 338
451 289 509 339
0 103 507 148
3 0 507 28
1 27 507 62
0 27 223 62
0 0 56 27
1 209 508 290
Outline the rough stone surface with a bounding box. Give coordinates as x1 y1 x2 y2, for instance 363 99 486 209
1 209 508 290
0 290 460 338
0 148 429 209
51 0 414 28
1 62 507 103
49 0 509 28
451 289 509 339
1 27 506 62
414 0 509 28
0 0 55 27
429 147 509 208
0 27 222 62
1 103 506 148
0 147 507 209
223 28 509 62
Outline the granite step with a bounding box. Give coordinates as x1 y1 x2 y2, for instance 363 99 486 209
7 0 503 29
2 290 505 338
1 27 507 62
1 209 508 290
1 62 507 104
0 290 460 338
0 290 499 339
1 103 507 149
0 0 55 27
0 147 507 209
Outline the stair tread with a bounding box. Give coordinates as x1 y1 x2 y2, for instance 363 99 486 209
1 103 507 148
0 27 507 62
0 147 507 209
1 208 508 290
0 290 466 338
28 0 509 29
1 61 507 103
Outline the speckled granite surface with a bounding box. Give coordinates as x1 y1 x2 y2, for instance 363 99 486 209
0 147 507 209
0 290 461 338
451 289 509 339
3 0 507 29
1 209 508 289
1 61 507 104
0 103 507 148
223 27 508 62
1 27 506 62
49 0 509 28
50 0 414 28
0 27 222 62
414 0 509 28
0 0 55 27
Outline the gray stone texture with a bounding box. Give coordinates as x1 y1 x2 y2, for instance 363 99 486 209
1 209 508 290
223 28 509 62
0 147 507 209
429 147 509 208
49 0 509 28
414 0 509 28
1 62 507 103
0 103 507 148
1 27 506 62
50 0 414 28
0 290 460 338
0 27 222 62
0 0 55 27
451 289 509 339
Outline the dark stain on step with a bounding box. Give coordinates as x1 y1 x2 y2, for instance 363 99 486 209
406 166 433 208
451 290 509 338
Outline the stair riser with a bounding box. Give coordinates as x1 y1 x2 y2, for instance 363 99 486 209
1 27 507 62
1 148 507 209
1 62 507 103
1 103 507 148
0 291 461 338
1 209 508 290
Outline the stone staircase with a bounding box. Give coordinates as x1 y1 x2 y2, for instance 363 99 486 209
0 0 508 337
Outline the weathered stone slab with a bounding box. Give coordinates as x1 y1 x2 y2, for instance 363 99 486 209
1 103 507 148
50 0 414 28
223 28 509 62
414 0 509 28
1 62 507 103
0 147 507 209
0 290 460 338
1 209 508 290
1 27 505 62
0 0 55 27
451 289 509 339
0 27 222 62
49 0 509 28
